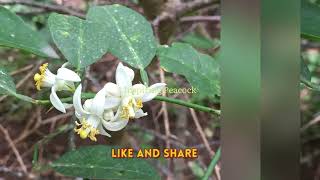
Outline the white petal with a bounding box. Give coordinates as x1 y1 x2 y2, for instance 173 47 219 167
116 63 132 88
42 69 56 87
90 88 106 116
131 84 147 98
103 110 115 121
103 82 121 97
73 85 88 116
102 119 129 131
104 97 121 109
50 86 66 113
124 66 134 81
56 68 81 82
134 109 148 118
63 103 73 109
97 124 111 137
87 115 100 129
83 99 92 111
142 83 166 102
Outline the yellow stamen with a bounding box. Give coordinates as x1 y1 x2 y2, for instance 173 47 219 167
136 98 143 109
120 106 130 119
74 119 99 141
88 128 99 141
79 130 88 139
33 73 42 81
33 63 48 91
39 63 48 74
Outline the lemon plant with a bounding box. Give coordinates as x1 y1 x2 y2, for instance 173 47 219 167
0 4 221 179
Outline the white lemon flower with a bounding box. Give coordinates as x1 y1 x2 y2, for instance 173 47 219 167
102 63 166 131
73 84 111 141
33 63 81 113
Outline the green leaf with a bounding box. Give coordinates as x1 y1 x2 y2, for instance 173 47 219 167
0 67 16 95
188 161 205 178
140 69 149 86
181 32 220 49
14 93 34 103
157 43 220 97
48 13 109 69
0 7 58 58
87 4 157 69
301 57 311 83
300 57 320 90
302 0 320 40
0 67 34 102
51 145 160 180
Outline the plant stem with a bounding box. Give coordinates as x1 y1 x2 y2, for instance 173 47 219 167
202 147 221 180
32 124 73 172
154 96 220 115
35 93 220 115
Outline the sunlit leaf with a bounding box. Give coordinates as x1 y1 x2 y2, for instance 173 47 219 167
302 0 320 40
181 32 220 49
0 7 58 58
51 145 160 179
87 4 157 69
48 13 109 69
157 43 220 97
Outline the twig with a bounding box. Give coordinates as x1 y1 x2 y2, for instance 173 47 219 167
301 115 320 131
41 111 73 125
180 15 220 23
159 67 173 180
189 109 221 180
202 147 221 180
10 64 33 76
0 125 27 174
0 0 85 18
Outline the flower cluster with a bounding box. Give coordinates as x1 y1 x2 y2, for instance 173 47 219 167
34 62 166 141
